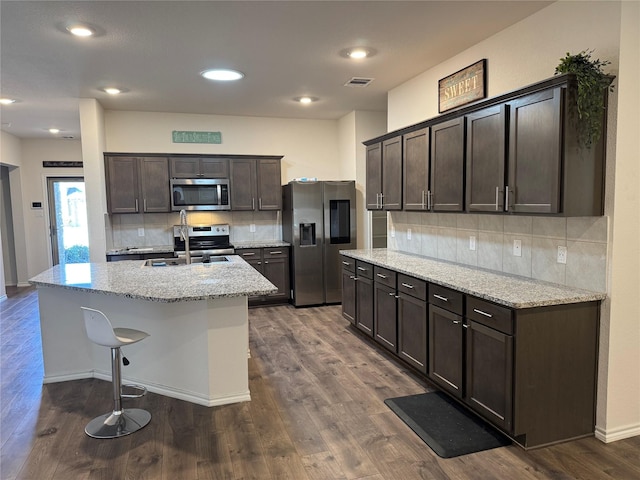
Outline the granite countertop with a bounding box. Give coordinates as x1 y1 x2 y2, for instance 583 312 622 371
233 240 290 249
29 255 277 303
340 249 606 309
106 246 175 256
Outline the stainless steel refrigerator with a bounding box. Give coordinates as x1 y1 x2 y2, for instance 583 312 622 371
282 180 356 306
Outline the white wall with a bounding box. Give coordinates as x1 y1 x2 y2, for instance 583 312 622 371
386 0 638 442
105 111 341 183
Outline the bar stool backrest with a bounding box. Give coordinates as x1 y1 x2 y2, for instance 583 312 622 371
81 307 121 348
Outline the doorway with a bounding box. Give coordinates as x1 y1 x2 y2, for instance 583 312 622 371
47 177 89 265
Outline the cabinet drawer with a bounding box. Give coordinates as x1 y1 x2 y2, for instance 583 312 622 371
374 266 396 288
466 296 513 335
355 261 373 279
397 274 427 301
341 256 356 273
263 248 288 259
237 248 262 261
429 284 463 315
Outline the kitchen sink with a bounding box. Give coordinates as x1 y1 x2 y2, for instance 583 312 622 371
143 256 229 267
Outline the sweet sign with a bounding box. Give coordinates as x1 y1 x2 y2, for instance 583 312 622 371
438 59 486 113
172 130 222 144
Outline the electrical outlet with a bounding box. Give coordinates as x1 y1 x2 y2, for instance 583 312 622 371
407 228 412 240
557 245 567 264
138 227 145 237
249 223 256 233
513 239 522 257
469 235 476 251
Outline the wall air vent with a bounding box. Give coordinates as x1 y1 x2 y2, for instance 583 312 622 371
344 77 374 87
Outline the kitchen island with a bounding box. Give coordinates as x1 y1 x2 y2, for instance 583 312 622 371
29 256 276 407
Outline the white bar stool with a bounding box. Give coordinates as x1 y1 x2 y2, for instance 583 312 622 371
81 306 151 438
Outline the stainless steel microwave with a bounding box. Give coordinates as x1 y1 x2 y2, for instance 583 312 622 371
170 178 230 211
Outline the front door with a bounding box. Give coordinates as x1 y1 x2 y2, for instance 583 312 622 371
47 177 89 265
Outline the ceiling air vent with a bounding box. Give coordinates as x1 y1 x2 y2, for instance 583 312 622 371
344 77 374 87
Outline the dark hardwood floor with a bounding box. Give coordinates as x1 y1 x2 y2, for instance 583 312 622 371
1 286 639 479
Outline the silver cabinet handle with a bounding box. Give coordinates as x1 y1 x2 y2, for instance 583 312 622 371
135 199 139 212
379 193 384 208
505 186 511 211
143 198 147 211
349 275 357 280
495 186 500 211
252 198 255 210
269 251 282 255
388 292 395 296
401 283 414 289
427 191 433 210
377 273 387 279
421 190 426 209
342 261 351 266
433 294 448 302
463 324 469 329
357 267 367 272
242 252 256 256
259 198 263 209
453 320 461 325
473 308 493 318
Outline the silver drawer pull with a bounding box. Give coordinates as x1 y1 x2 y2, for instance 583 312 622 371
401 283 414 289
269 251 282 255
388 292 395 296
357 267 367 272
433 294 448 302
473 308 493 318
342 261 351 266
453 320 461 325
377 273 387 279
350 275 357 280
242 253 256 256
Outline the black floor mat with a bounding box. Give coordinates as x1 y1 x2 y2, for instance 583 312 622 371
385 391 511 458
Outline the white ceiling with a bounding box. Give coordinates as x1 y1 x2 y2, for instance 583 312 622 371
0 1 552 140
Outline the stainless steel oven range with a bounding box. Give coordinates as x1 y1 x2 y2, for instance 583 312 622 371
173 224 234 262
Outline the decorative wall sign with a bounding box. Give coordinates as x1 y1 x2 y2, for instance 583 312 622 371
438 59 486 113
42 161 83 168
172 130 222 144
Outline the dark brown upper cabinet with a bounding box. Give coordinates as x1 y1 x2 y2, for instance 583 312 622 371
381 137 403 210
506 88 562 214
366 138 402 211
366 143 383 210
465 105 508 212
403 128 430 211
170 157 229 178
105 156 170 214
430 117 465 212
230 158 282 211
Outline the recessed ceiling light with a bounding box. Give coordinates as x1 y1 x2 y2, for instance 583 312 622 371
66 24 95 37
340 47 377 59
0 98 17 105
201 69 245 81
294 96 318 104
104 87 121 95
49 128 60 134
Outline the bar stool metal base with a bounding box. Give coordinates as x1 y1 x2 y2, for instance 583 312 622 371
85 408 151 439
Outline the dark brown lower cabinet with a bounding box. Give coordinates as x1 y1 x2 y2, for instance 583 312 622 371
356 275 374 337
238 247 290 306
341 263 356 324
465 320 513 431
397 292 428 374
374 282 397 353
428 305 464 397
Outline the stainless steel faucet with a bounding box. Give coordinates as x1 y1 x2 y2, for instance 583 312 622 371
179 209 191 264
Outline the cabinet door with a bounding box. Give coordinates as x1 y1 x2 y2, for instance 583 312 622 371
105 157 140 214
398 292 428 374
429 304 464 398
465 321 513 431
257 159 282 210
430 117 465 212
403 128 430 211
170 158 200 178
374 282 397 353
140 157 170 212
466 105 507 212
507 87 562 214
342 268 356 324
356 276 374 337
263 250 289 300
382 137 402 210
200 158 229 178
230 159 257 210
366 143 382 210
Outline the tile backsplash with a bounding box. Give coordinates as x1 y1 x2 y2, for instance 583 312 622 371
388 212 608 293
106 210 282 249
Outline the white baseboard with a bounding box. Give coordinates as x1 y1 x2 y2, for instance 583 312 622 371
17 282 32 288
595 423 640 443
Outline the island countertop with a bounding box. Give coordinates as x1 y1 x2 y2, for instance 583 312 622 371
29 255 277 303
341 249 606 309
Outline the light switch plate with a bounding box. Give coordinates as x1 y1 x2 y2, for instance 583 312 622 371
138 227 145 237
469 235 476 251
407 228 412 240
513 239 522 257
250 223 256 233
